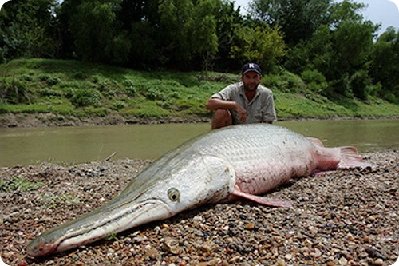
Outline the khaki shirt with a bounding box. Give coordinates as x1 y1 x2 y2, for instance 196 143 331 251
211 82 276 124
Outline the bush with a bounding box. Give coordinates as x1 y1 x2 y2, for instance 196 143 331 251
69 89 102 107
38 74 61 86
39 88 62 97
0 78 33 104
265 71 305 93
123 80 138 97
301 69 328 94
112 101 126 110
350 69 372 100
141 86 166 101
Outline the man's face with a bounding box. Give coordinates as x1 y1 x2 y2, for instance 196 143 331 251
242 71 261 91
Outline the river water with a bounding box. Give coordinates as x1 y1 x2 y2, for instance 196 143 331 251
0 120 398 167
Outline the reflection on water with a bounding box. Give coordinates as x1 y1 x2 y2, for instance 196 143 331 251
0 120 398 167
279 120 399 152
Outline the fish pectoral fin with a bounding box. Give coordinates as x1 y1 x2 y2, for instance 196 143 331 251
231 189 292 208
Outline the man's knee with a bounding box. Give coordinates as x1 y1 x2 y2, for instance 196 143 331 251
211 109 232 129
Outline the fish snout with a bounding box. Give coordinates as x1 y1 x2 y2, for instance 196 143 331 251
26 236 58 257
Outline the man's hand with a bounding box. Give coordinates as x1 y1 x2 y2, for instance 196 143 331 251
235 103 247 123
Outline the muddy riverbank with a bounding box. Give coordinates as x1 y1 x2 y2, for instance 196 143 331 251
0 113 210 128
2 113 399 128
1 150 398 265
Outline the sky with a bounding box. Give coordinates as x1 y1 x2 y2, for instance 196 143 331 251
0 0 9 10
233 0 399 34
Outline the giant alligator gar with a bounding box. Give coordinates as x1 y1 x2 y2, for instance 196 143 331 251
27 124 371 257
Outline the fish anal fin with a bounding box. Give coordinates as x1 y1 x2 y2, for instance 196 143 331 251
231 189 292 208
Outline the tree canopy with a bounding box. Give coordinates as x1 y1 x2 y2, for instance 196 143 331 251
1 0 398 103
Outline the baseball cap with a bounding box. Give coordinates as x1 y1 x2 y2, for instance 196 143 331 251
242 63 262 75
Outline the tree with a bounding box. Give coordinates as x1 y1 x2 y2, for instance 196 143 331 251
284 0 376 99
157 0 220 70
370 27 399 102
57 0 82 58
0 0 59 62
190 0 219 70
231 24 286 72
158 0 194 67
249 0 331 45
70 0 120 63
214 0 244 70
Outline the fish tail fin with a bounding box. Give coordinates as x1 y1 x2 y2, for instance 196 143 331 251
314 146 373 171
337 146 373 169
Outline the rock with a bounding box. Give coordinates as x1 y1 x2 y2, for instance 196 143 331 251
1 151 398 265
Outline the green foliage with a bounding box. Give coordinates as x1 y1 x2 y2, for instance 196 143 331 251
38 74 61 86
332 20 374 70
106 232 118 241
370 27 399 103
158 0 194 66
190 0 219 69
123 80 138 97
214 1 243 69
129 22 158 67
231 25 286 72
108 32 132 65
70 0 118 62
350 69 372 100
0 0 396 107
0 0 59 61
141 86 167 101
0 176 43 192
301 69 328 94
69 89 102 107
328 0 365 28
264 70 305 93
1 57 398 120
0 78 33 104
249 0 331 45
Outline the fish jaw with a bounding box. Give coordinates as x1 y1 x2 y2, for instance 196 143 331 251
26 199 171 257
27 154 235 257
26 235 57 257
56 200 172 253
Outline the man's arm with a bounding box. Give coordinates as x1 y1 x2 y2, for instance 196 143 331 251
206 98 237 111
207 98 248 123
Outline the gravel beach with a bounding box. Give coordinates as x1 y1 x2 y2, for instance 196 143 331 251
1 151 398 265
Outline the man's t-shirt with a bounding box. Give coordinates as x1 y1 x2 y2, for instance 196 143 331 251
211 82 277 124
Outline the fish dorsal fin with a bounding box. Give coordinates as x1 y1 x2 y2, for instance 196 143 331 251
307 137 324 147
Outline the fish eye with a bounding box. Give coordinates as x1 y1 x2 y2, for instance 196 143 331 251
168 188 180 202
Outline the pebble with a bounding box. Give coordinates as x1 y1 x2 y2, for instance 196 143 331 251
1 152 398 265
373 259 384 265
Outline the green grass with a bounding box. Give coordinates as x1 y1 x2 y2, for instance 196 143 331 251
1 58 398 120
0 176 44 192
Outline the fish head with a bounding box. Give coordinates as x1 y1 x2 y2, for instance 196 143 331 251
26 154 235 257
26 235 58 257
136 154 236 215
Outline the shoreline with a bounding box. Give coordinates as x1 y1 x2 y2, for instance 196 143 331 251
1 151 398 265
1 112 399 128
